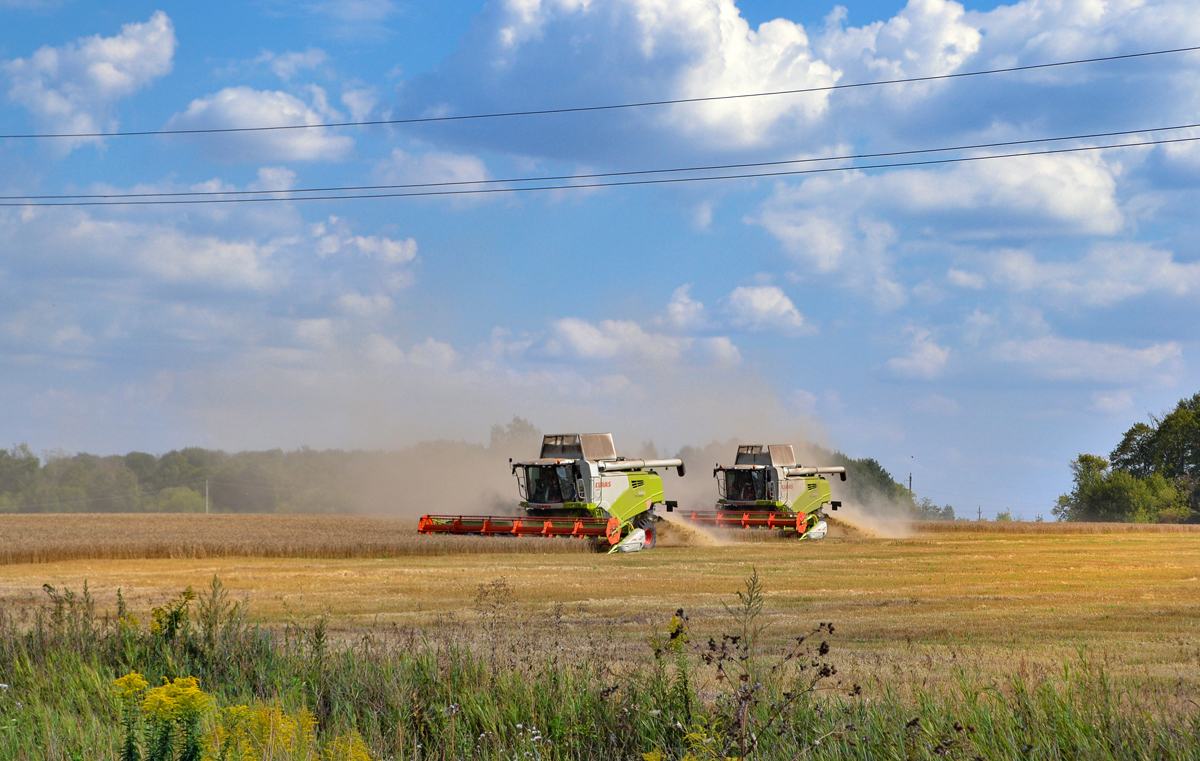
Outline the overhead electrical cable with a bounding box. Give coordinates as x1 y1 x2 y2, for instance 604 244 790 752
1 45 1198 141
2 122 1196 202
4 132 1196 207
5 123 1199 201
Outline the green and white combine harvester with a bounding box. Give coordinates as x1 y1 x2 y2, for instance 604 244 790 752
417 435 845 551
675 444 845 540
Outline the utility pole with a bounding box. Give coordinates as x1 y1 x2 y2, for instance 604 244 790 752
205 479 209 515
908 473 913 493
977 505 982 521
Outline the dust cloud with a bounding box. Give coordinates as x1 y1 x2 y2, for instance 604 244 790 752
826 503 914 539
656 511 729 547
350 419 545 516
275 419 917 538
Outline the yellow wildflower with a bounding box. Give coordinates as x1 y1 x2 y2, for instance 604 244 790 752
205 703 318 761
110 671 149 702
324 730 374 761
141 675 212 722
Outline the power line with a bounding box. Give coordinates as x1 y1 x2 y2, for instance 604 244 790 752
5 132 1195 207
5 121 1197 202
2 45 1198 141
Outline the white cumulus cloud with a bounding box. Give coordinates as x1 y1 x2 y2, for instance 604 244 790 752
3 11 176 150
664 284 706 330
947 268 985 289
990 244 1200 307
818 0 981 81
886 328 949 379
406 0 842 156
376 148 490 186
167 86 353 161
995 336 1182 383
337 292 393 318
11 214 277 289
726 285 810 334
312 217 418 265
256 48 328 81
702 336 742 367
553 318 686 362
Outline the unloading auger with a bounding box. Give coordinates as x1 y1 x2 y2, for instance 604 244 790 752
669 444 844 540
417 433 684 552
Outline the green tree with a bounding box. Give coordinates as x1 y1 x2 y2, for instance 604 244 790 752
832 454 916 510
124 452 159 486
1110 422 1156 478
151 487 206 513
914 496 954 520
0 444 40 508
1055 454 1186 522
1109 393 1200 509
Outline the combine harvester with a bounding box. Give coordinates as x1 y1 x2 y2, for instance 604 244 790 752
672 445 845 540
418 433 684 552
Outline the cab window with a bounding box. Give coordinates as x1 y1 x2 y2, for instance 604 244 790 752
726 470 766 501
526 466 564 503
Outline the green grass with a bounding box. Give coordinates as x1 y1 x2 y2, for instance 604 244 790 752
0 573 1197 761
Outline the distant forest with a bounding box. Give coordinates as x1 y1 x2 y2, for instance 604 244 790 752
0 419 912 515
1056 393 1200 523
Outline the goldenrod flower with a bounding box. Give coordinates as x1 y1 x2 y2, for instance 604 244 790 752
110 672 149 702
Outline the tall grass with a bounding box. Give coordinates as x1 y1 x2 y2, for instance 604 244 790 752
0 574 1196 760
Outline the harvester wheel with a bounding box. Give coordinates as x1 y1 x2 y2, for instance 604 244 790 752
635 515 657 550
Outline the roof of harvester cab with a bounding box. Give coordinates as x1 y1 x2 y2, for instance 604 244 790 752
734 444 797 467
539 433 617 461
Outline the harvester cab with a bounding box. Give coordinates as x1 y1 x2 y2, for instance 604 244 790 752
676 444 845 540
418 433 684 552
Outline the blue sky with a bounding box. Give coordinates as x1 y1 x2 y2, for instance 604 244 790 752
2 0 1199 518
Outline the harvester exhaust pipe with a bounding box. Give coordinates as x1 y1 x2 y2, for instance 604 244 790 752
782 465 847 481
597 458 685 476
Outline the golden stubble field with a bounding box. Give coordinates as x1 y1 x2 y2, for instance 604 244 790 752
1 513 1198 697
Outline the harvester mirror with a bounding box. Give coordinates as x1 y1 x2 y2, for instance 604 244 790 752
840 472 846 481
677 463 686 477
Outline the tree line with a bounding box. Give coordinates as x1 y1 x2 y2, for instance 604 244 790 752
0 419 911 515
1055 393 1199 523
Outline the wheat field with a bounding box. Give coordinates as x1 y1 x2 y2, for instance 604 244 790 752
3 512 1195 567
1 513 1198 699
0 512 595 565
